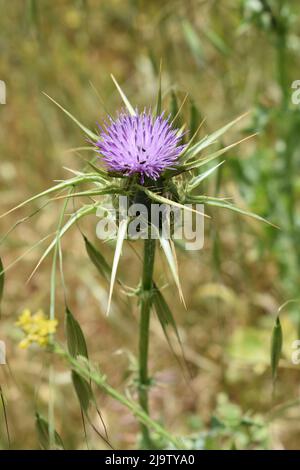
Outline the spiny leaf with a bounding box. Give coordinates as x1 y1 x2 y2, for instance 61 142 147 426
65 307 88 359
156 60 162 117
111 75 136 116
72 370 92 413
86 160 110 179
0 174 102 220
106 218 128 316
35 413 64 450
189 99 200 137
271 316 283 383
137 185 209 219
51 187 124 202
0 235 52 283
83 235 111 281
27 204 97 283
183 133 257 172
176 118 206 165
182 112 250 162
188 196 275 227
159 237 185 306
170 93 188 128
170 90 179 120
187 161 225 192
43 93 99 141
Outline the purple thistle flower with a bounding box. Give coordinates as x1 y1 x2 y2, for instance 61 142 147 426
95 110 185 182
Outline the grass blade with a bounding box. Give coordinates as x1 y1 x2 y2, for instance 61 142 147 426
182 20 204 66
271 316 283 384
83 235 111 281
72 371 92 413
203 27 230 56
0 386 10 447
35 413 64 450
65 307 88 359
153 285 181 342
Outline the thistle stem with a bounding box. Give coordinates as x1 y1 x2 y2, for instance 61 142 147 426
138 236 156 449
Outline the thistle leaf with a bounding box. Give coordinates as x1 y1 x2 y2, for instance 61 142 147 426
170 90 179 120
138 185 208 219
188 196 275 227
170 93 188 128
43 93 99 141
106 218 128 316
111 75 136 116
182 112 250 162
0 174 102 220
187 161 225 192
189 99 201 137
156 60 162 117
183 133 257 172
27 204 97 282
86 161 110 180
159 237 185 306
51 187 124 201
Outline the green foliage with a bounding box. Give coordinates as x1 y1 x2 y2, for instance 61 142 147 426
65 307 88 359
35 413 64 450
0 257 4 314
83 235 111 281
270 316 283 383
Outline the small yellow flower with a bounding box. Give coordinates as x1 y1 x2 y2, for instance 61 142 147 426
16 309 58 349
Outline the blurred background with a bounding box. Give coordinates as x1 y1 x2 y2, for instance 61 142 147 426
1 0 300 450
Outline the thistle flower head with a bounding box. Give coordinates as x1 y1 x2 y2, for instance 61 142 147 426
95 110 185 182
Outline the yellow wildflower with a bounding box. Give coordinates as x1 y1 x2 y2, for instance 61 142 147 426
16 309 58 349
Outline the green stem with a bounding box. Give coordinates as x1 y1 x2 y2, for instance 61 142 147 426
138 236 156 449
54 345 184 449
